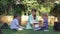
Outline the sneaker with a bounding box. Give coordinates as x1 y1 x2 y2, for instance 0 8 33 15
34 27 41 31
44 30 49 31
18 28 24 30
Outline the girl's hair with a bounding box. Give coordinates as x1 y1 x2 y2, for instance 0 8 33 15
32 9 36 12
42 12 48 18
13 14 19 19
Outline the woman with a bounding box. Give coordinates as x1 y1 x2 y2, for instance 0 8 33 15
26 9 39 30
10 14 24 30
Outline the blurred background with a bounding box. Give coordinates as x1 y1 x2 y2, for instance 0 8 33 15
0 0 60 26
0 0 60 34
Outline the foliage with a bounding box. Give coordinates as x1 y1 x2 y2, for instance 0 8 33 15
0 0 59 15
50 3 60 16
0 0 12 15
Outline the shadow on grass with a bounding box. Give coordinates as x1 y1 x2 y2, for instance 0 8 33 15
1 28 60 34
0 23 60 34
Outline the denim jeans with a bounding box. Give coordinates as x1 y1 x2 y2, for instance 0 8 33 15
40 26 48 31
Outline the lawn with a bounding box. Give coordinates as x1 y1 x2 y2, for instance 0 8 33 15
1 29 60 34
0 23 60 34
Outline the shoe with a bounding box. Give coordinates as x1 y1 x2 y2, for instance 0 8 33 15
44 30 49 31
18 28 24 30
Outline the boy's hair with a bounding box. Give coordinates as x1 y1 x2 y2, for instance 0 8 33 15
32 9 36 12
13 14 19 19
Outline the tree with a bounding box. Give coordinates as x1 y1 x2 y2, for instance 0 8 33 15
0 0 6 15
0 0 14 15
50 3 60 21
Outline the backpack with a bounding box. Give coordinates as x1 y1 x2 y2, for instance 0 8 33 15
54 22 60 31
1 23 8 29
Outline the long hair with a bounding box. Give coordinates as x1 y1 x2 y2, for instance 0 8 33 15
33 15 36 20
32 9 36 20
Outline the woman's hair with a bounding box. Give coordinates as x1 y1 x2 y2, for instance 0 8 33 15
13 14 19 19
31 9 37 19
32 9 36 12
33 15 36 20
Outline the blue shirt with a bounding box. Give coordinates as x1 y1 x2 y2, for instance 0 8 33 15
44 18 48 26
10 19 19 29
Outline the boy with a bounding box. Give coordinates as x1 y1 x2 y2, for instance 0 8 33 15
10 14 24 30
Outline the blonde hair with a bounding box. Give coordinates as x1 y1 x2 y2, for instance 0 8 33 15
42 12 48 18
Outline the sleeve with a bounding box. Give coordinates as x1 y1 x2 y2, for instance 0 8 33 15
36 16 39 23
28 16 33 24
15 19 19 25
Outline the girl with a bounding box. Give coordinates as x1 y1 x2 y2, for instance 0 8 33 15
42 13 49 31
10 14 24 30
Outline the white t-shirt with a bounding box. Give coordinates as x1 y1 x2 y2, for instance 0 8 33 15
10 19 19 29
33 19 39 27
33 19 37 23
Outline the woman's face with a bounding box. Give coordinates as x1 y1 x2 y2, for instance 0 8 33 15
32 11 36 16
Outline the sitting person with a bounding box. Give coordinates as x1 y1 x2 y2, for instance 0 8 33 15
42 13 49 31
10 14 24 30
33 15 41 31
39 20 44 28
26 9 39 30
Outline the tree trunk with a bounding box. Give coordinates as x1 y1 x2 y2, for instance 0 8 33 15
5 10 7 16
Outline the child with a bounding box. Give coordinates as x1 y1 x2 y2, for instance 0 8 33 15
34 20 44 31
39 21 43 28
42 13 49 31
10 14 24 30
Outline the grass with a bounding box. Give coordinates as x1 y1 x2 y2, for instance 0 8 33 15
0 23 60 34
1 29 60 34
